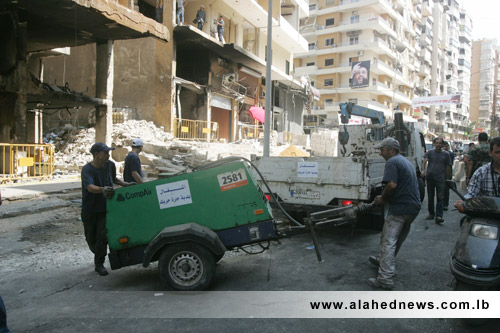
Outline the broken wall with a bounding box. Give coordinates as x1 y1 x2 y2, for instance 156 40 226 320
42 37 174 132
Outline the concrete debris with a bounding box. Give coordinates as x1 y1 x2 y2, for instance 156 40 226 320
51 120 294 178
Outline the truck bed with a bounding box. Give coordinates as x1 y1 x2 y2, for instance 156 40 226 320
251 155 386 206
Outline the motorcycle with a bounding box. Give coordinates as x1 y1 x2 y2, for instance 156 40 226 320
447 180 500 325
447 180 500 290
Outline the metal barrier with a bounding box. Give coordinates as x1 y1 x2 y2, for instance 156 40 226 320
239 122 263 140
173 118 219 141
282 131 294 144
0 143 55 183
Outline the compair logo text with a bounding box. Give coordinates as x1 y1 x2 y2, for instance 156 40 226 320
116 188 152 202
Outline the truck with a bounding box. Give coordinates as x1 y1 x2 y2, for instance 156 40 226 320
105 159 278 291
251 103 427 228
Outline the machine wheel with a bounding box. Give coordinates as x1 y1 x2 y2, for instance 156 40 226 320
418 177 425 202
158 242 215 291
454 280 488 327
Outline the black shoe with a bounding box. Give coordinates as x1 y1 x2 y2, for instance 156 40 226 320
368 256 379 267
435 217 444 224
426 215 435 220
95 264 109 276
367 278 394 290
443 207 448 211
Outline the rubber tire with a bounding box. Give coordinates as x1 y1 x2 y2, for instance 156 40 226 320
158 242 215 291
418 177 425 202
454 280 489 327
214 253 224 263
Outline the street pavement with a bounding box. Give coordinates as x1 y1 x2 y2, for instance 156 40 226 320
0 176 81 201
1 179 499 331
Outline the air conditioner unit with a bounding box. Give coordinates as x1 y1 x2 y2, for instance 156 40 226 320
352 11 358 15
222 72 237 87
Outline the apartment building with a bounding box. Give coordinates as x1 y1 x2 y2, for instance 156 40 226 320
295 0 424 129
470 39 499 137
41 0 310 143
295 0 472 140
455 8 472 139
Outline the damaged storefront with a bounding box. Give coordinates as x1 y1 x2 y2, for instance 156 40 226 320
174 25 308 143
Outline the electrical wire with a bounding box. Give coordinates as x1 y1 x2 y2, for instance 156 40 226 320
193 156 305 227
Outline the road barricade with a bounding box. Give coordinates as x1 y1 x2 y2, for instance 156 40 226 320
0 143 54 183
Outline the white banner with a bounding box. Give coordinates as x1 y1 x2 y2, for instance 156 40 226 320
412 94 461 107
54 291 500 318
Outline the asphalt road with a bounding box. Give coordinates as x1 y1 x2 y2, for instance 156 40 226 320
1 187 499 332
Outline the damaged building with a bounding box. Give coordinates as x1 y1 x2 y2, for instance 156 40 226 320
38 0 312 144
0 0 170 145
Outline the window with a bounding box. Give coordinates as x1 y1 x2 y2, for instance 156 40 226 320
325 99 333 106
285 60 290 75
326 0 335 5
307 62 315 66
326 18 335 26
325 38 335 47
325 58 334 66
309 4 317 10
308 42 316 50
311 81 315 87
324 79 333 87
349 57 358 65
348 98 358 104
351 15 359 24
349 36 359 45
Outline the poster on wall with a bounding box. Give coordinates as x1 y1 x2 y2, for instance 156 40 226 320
350 60 370 89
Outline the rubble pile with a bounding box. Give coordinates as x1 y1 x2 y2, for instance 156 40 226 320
52 120 290 177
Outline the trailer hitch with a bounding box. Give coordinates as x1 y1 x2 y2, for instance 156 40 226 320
305 203 375 263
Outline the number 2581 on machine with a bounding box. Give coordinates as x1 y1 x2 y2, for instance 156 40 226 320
217 168 249 191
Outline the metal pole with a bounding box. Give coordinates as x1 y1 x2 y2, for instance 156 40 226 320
263 0 273 157
492 50 498 136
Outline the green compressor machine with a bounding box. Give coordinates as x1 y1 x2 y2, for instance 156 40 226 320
106 158 277 291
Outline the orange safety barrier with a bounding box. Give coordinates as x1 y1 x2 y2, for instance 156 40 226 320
0 143 55 183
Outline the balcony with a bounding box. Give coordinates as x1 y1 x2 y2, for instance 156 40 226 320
222 0 308 53
294 65 319 76
421 0 433 17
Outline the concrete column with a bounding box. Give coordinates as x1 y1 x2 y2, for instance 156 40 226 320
95 40 114 145
232 98 238 142
236 23 243 46
206 89 212 141
26 110 40 143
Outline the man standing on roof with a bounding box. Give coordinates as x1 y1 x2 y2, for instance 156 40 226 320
124 138 144 184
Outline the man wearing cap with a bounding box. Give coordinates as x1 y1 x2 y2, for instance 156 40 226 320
421 137 451 224
368 137 421 290
81 142 132 276
124 138 144 184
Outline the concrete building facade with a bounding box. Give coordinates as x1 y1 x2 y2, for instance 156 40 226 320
42 0 312 144
295 0 472 140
